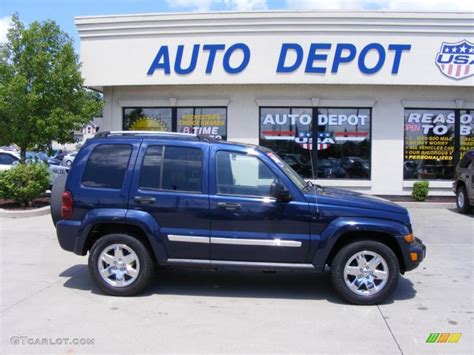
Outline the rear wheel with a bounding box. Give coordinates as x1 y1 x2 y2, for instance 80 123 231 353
331 240 400 305
456 185 471 214
88 234 154 296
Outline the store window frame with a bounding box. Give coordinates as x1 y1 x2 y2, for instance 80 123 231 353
258 106 373 181
403 107 473 181
122 106 227 139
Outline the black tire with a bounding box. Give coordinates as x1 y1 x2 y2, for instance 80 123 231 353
50 174 67 226
456 185 472 214
331 240 400 305
88 234 154 296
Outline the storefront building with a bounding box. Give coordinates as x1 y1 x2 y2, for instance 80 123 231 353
76 11 474 196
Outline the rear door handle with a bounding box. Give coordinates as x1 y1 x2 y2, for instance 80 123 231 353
134 196 156 204
217 202 241 210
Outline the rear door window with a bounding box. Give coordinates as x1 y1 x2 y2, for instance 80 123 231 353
139 145 163 190
162 146 203 192
82 144 132 189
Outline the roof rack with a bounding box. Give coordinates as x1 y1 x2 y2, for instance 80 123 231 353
95 131 197 138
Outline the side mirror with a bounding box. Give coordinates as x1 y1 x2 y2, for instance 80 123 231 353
270 180 292 202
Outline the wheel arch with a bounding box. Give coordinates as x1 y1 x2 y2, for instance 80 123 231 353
312 217 410 273
324 231 405 273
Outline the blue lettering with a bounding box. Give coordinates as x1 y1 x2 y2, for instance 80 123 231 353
305 43 331 74
147 46 171 75
437 54 453 64
203 44 226 74
331 43 356 73
453 55 470 65
358 43 385 74
174 44 200 75
388 44 411 74
223 43 250 74
277 43 303 73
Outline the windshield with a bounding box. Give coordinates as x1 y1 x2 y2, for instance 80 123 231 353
261 148 307 191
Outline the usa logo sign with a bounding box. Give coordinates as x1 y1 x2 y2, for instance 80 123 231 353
435 40 474 80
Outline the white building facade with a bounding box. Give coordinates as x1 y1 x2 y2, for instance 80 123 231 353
76 11 474 196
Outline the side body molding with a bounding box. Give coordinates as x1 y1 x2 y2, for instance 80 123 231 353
311 217 411 270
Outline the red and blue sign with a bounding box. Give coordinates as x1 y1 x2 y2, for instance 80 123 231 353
436 40 474 80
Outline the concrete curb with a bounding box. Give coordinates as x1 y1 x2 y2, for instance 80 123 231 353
0 205 51 219
397 201 456 209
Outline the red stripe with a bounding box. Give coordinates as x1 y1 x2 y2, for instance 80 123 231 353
335 132 368 137
456 65 462 77
448 64 453 75
465 65 470 75
261 130 294 136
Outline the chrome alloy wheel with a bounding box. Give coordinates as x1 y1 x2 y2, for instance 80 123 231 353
97 244 140 287
458 191 465 208
343 250 389 296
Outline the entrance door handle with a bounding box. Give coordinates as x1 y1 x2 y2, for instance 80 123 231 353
134 196 156 204
217 202 241 210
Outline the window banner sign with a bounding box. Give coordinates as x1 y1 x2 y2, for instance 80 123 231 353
404 111 455 161
177 108 227 139
261 112 369 150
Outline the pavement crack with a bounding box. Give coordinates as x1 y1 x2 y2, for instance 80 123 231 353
377 305 404 355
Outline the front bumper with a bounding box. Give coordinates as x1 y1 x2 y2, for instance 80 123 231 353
404 237 426 272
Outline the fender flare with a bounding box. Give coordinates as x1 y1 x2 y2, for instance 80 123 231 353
75 209 167 263
312 217 410 270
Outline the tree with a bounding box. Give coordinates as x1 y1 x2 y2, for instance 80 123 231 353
0 15 102 160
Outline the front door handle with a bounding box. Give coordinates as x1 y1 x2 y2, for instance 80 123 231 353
134 196 156 204
217 202 241 210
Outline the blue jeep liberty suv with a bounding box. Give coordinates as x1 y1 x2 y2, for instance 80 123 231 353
52 131 426 304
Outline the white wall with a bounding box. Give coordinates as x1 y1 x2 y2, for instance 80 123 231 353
101 83 474 196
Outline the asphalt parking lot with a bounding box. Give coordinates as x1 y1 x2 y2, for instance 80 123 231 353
0 206 473 354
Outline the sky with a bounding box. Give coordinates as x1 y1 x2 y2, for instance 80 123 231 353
1 0 473 51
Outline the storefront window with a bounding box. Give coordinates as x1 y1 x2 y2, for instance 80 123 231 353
260 108 313 178
177 107 227 139
123 108 172 131
123 107 227 139
317 108 371 179
460 110 474 156
259 107 371 179
404 109 455 180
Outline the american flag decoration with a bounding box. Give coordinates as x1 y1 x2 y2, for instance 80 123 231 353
435 40 474 80
295 132 333 151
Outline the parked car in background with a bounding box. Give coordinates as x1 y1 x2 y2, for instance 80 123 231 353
279 153 312 178
340 157 370 179
61 152 77 167
0 150 20 171
0 149 68 187
317 159 347 178
453 149 474 214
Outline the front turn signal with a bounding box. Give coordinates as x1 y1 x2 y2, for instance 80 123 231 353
404 233 414 243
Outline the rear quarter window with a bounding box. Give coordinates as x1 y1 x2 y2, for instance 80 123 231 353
81 144 132 189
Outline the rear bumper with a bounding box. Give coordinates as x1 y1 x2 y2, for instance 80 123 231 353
56 220 83 255
404 237 426 272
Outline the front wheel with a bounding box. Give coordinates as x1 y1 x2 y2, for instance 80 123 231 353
88 234 154 296
331 241 400 305
456 185 472 214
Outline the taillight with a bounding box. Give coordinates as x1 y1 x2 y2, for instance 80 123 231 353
61 191 73 219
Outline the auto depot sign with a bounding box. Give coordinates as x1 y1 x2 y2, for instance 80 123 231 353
76 12 474 87
147 42 411 76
